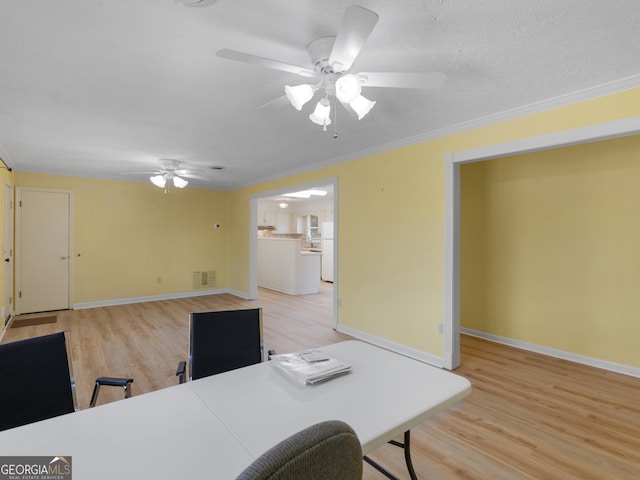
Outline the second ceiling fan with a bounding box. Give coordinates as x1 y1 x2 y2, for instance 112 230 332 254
216 5 445 132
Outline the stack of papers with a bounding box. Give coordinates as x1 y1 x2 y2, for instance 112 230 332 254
271 349 352 384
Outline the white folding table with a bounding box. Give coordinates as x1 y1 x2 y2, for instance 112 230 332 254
191 340 471 479
0 340 471 479
0 381 254 479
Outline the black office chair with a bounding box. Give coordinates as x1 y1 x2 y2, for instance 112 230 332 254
234 420 363 480
0 331 135 431
176 308 266 383
89 376 134 407
0 332 77 431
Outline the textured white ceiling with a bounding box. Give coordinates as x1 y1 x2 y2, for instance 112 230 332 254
0 0 639 189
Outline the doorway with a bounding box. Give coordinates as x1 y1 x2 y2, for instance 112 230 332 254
444 116 640 370
16 187 73 314
250 178 338 328
3 181 13 323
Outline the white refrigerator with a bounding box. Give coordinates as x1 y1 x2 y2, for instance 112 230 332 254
321 222 334 282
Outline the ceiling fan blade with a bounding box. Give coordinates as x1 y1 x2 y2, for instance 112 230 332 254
216 49 316 78
329 5 379 72
337 98 359 120
257 95 291 110
180 172 209 181
359 72 446 89
176 167 205 175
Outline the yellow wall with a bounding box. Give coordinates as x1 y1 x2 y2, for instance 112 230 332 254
10 88 640 364
227 88 640 359
460 134 640 367
15 173 229 304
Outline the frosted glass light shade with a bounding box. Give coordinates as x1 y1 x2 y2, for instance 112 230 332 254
335 74 361 103
173 176 188 188
285 84 314 111
349 94 376 120
150 175 167 188
309 99 331 126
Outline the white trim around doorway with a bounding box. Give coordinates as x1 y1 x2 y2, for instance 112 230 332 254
249 177 339 329
444 115 640 370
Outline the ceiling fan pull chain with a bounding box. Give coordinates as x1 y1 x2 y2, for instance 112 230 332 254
333 95 338 139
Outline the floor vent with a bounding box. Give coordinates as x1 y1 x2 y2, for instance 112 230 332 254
193 271 216 289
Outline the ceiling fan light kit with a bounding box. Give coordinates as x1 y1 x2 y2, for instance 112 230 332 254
149 159 189 192
216 5 445 134
172 176 188 188
150 175 167 188
284 84 314 111
283 33 377 129
334 74 362 103
349 94 376 120
150 173 188 190
309 98 332 129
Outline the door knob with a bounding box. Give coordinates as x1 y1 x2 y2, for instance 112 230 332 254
3 258 9 263
61 256 68 260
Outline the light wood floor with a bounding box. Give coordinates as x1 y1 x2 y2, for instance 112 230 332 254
3 284 639 479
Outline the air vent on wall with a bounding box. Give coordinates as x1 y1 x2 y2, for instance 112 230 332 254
193 271 216 289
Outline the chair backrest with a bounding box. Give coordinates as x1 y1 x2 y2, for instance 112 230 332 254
188 308 263 381
234 420 363 480
0 332 77 431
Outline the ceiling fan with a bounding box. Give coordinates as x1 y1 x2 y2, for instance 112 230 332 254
216 5 445 133
147 159 202 191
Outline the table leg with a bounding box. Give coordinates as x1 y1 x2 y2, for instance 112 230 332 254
363 430 418 480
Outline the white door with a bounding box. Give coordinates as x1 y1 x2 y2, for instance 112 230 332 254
3 182 14 322
17 188 72 314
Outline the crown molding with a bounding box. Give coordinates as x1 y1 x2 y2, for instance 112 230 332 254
243 74 640 189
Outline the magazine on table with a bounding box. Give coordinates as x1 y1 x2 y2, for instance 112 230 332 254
271 349 352 384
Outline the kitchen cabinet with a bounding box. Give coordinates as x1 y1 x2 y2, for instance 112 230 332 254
258 210 276 227
308 214 320 239
296 213 321 239
275 212 294 233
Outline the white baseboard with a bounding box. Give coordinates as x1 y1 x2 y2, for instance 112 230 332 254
225 289 255 300
73 288 241 310
462 327 640 379
336 324 445 368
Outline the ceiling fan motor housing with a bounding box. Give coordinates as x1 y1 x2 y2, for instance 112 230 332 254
308 36 338 74
308 36 348 96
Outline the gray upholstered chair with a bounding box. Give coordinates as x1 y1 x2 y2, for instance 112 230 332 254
234 420 363 480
